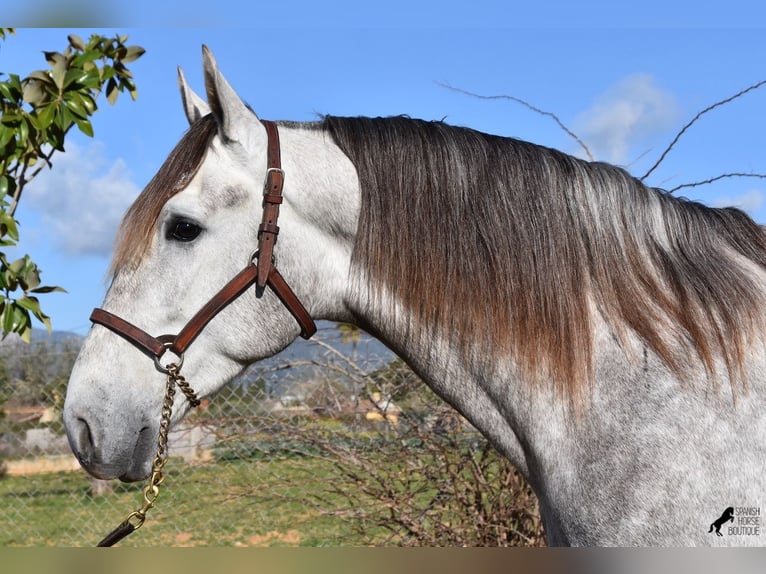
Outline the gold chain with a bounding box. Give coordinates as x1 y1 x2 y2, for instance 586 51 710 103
97 363 200 546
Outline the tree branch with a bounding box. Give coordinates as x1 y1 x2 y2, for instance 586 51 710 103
437 81 594 161
667 172 766 194
8 128 67 218
640 79 766 182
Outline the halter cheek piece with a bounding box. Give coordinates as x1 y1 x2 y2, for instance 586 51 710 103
90 120 317 378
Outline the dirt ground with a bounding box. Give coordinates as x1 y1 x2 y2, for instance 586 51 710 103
4 455 82 476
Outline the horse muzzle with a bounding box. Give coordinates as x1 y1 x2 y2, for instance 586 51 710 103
64 407 155 482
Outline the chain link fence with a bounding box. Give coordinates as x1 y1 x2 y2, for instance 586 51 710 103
0 324 543 546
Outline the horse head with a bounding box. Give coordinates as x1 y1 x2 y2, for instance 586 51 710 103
63 47 358 481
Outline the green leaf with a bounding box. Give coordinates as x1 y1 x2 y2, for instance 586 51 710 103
39 313 52 334
53 104 70 131
9 256 25 275
100 65 115 82
1 111 20 125
68 33 86 51
27 70 53 84
0 80 18 102
16 295 41 315
74 117 93 137
22 78 47 105
47 123 66 152
16 115 29 147
19 320 32 343
7 73 22 92
51 57 68 90
72 51 101 70
64 94 88 119
63 67 89 89
21 265 41 290
3 176 16 198
29 285 66 294
0 125 14 149
122 46 145 63
35 102 56 130
79 92 97 114
2 300 15 333
12 306 30 340
106 77 119 105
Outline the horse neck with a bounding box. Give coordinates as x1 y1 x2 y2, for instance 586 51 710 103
280 127 360 241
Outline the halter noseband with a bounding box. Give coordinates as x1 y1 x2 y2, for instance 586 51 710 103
90 120 317 373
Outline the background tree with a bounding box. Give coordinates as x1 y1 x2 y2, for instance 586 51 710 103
0 29 144 342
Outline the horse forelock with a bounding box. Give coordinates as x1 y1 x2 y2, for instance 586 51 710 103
325 115 766 398
109 113 218 277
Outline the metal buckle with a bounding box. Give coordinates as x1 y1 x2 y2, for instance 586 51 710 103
263 167 285 193
247 249 276 269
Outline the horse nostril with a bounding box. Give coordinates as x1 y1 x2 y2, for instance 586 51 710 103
71 417 96 465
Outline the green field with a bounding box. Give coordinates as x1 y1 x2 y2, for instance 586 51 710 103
1 456 371 547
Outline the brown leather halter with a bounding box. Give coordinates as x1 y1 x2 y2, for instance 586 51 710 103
90 120 317 374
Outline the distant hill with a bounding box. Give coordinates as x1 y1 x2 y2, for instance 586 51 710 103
2 322 395 393
0 328 84 349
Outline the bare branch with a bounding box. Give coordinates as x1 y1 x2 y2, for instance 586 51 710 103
640 79 766 182
8 131 62 218
668 172 766 194
437 81 594 161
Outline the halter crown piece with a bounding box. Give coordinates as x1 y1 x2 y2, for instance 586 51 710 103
90 120 316 547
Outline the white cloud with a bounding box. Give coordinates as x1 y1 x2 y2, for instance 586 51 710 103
712 189 765 214
24 141 139 256
574 74 680 164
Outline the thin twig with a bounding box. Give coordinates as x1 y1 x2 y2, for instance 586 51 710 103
640 79 766 182
8 134 61 217
626 146 656 169
437 81 594 161
668 172 766 194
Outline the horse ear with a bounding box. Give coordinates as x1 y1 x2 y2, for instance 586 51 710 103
177 66 209 125
201 45 259 144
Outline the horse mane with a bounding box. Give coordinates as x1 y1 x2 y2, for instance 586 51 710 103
324 115 766 396
110 113 218 276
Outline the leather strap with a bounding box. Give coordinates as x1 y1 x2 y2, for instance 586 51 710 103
90 308 166 358
257 120 283 289
97 520 136 547
267 266 316 339
91 260 316 363
173 264 261 354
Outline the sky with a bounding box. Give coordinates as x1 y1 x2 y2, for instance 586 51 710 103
2 6 766 335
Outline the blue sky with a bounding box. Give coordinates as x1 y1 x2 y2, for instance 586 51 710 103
2 13 766 335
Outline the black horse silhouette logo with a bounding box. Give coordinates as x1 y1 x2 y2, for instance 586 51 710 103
708 507 735 536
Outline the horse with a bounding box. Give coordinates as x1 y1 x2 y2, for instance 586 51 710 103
63 46 766 546
709 507 735 536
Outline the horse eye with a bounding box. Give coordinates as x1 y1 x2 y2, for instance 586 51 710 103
167 219 203 242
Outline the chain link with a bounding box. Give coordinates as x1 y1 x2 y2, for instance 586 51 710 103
97 363 199 546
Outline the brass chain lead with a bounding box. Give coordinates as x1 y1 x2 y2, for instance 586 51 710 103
97 363 199 546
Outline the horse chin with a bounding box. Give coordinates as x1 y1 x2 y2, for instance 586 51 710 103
83 461 150 483
119 464 152 483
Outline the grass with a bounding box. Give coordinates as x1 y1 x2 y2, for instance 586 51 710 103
1 418 543 547
0 456 370 547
